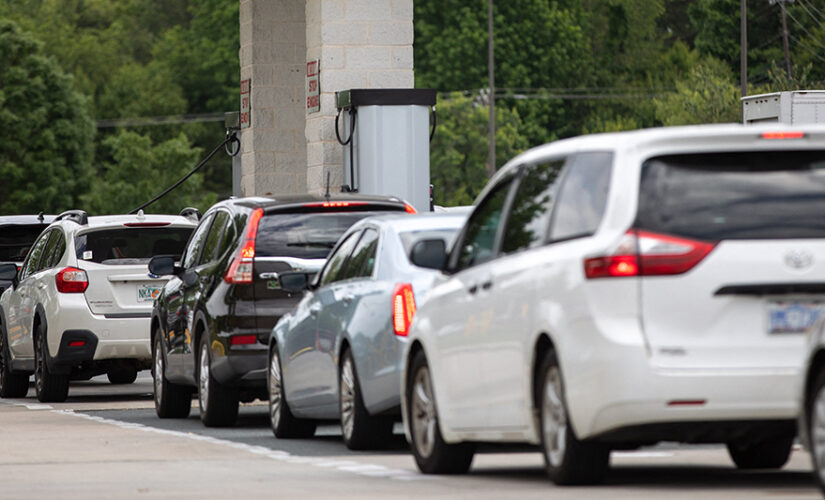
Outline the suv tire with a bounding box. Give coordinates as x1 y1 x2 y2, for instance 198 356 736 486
538 350 609 485
407 349 475 474
153 332 192 418
34 322 69 403
268 345 316 438
340 349 393 450
198 335 238 427
107 367 138 385
0 323 29 398
726 435 793 469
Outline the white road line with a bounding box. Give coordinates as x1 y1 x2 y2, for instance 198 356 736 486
50 409 431 482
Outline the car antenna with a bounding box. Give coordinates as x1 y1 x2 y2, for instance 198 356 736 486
324 170 331 201
37 211 44 223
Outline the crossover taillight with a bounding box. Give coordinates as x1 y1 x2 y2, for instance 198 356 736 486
404 203 417 214
584 230 716 279
56 267 89 293
392 283 417 336
224 208 263 284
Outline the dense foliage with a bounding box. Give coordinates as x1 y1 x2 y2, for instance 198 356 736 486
3 0 825 210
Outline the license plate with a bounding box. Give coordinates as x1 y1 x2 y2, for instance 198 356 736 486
137 284 162 303
767 301 825 334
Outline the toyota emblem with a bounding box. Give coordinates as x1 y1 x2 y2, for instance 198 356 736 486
784 249 814 270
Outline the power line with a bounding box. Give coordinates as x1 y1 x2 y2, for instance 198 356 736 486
798 0 825 22
790 34 825 65
785 8 825 50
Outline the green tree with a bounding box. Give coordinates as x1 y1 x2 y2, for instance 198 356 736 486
653 58 741 125
81 130 216 215
430 93 529 206
0 19 94 214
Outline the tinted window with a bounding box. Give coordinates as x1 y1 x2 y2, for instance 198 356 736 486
20 231 50 280
200 211 230 265
637 150 825 240
549 152 613 241
76 227 194 265
41 230 65 270
319 232 360 286
399 229 462 257
502 160 565 254
257 212 388 260
0 224 48 262
344 228 379 279
456 175 515 271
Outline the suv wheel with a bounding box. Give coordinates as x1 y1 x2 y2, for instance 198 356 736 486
407 349 474 474
538 350 609 485
198 335 238 427
33 323 68 403
107 367 138 385
340 349 393 450
809 368 825 492
726 436 793 469
153 332 192 418
0 323 29 398
268 345 316 438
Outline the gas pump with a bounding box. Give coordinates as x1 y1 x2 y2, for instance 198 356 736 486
335 89 437 212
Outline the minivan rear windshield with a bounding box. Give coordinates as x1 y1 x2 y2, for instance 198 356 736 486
257 212 392 259
637 150 825 240
76 227 193 265
0 224 48 262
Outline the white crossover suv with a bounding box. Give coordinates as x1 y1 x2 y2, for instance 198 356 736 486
0 210 196 402
401 124 825 484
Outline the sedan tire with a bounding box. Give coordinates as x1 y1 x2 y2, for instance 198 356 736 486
809 368 825 493
538 350 609 485
153 332 192 418
407 349 474 474
268 345 316 438
198 336 239 427
340 349 393 450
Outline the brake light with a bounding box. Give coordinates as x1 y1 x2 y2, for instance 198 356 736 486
392 283 417 336
230 334 257 346
583 230 716 279
302 201 369 208
404 203 417 214
761 131 805 140
56 267 89 293
224 208 263 284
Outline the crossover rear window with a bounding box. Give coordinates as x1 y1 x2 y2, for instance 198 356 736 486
637 150 825 240
75 227 193 264
0 224 48 262
257 212 392 259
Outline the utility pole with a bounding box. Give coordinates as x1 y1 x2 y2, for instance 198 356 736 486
770 0 794 79
488 0 495 177
741 0 747 97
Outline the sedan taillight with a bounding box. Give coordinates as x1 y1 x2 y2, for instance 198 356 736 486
56 267 89 293
392 283 417 336
584 230 716 279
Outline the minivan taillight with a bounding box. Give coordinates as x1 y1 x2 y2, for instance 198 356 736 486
392 283 417 336
56 267 89 293
584 230 716 279
224 208 263 284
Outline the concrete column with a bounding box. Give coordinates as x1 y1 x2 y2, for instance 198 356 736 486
305 0 414 195
240 0 414 196
239 0 307 196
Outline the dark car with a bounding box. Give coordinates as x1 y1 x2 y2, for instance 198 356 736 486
149 194 415 427
0 214 56 294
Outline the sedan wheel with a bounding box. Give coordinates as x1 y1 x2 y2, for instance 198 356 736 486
268 345 316 438
339 350 393 450
812 373 825 492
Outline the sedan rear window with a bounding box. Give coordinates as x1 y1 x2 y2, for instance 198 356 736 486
76 227 193 265
257 212 394 259
0 224 48 262
637 150 825 240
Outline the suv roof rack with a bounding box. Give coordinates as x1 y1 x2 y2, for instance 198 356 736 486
55 210 88 225
179 207 202 222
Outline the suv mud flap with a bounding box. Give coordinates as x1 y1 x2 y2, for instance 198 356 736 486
48 330 98 374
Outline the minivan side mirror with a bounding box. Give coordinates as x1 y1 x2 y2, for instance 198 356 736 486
0 263 17 282
278 271 312 293
410 239 447 270
148 256 178 277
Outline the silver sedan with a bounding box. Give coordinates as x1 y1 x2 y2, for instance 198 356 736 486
267 213 466 450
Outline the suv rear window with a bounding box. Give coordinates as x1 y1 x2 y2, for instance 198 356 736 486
257 212 394 259
76 227 193 265
0 224 48 262
637 150 825 240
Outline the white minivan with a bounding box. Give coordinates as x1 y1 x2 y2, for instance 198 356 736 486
401 124 825 484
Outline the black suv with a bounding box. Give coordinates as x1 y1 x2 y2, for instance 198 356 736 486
0 215 55 294
149 194 415 426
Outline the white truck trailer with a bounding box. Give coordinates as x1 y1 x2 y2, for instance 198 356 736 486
742 90 825 124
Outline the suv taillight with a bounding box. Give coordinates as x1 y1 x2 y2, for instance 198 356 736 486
392 283 417 336
584 230 716 279
56 267 89 293
224 208 263 284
